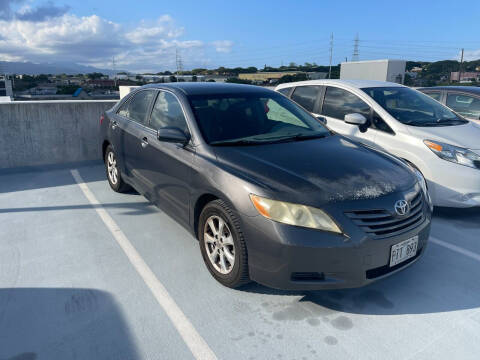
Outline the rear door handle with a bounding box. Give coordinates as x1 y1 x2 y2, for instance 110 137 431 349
141 137 149 148
111 120 118 130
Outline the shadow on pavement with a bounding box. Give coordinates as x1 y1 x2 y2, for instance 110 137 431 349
241 240 480 316
0 202 155 216
0 288 140 360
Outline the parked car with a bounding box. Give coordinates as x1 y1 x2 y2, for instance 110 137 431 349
276 80 480 208
418 86 480 124
100 82 431 290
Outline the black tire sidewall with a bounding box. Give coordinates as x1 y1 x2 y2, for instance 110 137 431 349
198 201 247 288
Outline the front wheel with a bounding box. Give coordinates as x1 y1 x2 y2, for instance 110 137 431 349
198 199 250 288
105 145 131 193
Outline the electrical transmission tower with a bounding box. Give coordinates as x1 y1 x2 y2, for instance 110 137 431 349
328 33 334 79
112 56 117 87
352 33 360 62
176 48 184 75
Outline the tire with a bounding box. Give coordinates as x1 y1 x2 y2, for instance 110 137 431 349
198 199 250 288
104 145 131 193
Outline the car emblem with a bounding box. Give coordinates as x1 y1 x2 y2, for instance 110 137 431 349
394 200 409 216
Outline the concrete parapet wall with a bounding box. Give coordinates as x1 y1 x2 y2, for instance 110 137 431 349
0 100 117 169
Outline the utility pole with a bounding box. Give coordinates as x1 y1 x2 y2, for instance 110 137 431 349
352 33 359 62
176 48 183 75
459 48 464 83
112 56 117 88
328 33 333 79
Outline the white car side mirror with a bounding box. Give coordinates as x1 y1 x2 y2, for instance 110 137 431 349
344 113 368 125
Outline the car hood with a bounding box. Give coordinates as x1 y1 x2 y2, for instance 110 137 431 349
213 135 416 205
405 121 480 150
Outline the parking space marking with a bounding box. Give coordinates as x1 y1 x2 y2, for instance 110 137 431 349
430 236 480 262
70 169 217 360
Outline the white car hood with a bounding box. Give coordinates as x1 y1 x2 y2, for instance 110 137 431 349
406 121 480 150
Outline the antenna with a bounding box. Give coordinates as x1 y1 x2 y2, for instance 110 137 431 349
328 33 333 79
352 33 359 62
176 48 183 75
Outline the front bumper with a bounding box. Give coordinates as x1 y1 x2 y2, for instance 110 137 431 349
427 159 480 208
242 191 432 290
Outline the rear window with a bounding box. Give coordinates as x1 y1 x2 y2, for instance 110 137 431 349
277 87 292 96
291 86 322 113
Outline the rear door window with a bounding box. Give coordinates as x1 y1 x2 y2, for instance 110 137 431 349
117 90 156 125
291 86 322 113
322 86 370 120
446 93 480 120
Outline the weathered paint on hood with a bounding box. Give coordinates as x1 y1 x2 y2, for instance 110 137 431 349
213 135 416 206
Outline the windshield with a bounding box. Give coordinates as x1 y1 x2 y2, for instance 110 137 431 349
189 92 331 145
362 87 468 127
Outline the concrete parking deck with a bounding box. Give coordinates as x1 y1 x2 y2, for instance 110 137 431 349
1 163 480 360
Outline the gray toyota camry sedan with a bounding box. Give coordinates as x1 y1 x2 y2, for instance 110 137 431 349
100 82 432 290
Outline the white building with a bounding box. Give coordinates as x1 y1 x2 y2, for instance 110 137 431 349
340 59 406 84
0 75 13 101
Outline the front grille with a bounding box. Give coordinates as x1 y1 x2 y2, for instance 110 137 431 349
345 191 425 239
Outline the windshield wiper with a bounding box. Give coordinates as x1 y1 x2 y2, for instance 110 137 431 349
256 132 329 144
210 139 265 146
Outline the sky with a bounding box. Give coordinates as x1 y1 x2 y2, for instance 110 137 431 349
1 0 479 72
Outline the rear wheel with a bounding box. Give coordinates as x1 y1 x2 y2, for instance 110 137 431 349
105 145 131 192
198 199 250 288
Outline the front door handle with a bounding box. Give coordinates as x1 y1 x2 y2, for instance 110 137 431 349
111 120 118 130
141 137 149 148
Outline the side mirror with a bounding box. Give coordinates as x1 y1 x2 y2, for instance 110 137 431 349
344 113 367 125
315 115 327 125
157 127 190 145
344 113 369 133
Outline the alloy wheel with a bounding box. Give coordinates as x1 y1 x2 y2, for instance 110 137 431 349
204 215 235 274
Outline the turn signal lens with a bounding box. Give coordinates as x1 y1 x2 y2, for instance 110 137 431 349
423 140 442 152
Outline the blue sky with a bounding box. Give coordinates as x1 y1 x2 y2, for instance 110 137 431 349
1 0 479 72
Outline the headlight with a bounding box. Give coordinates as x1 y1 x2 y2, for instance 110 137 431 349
424 139 480 170
250 195 342 233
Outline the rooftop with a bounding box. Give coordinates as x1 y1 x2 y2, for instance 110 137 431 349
1 162 479 359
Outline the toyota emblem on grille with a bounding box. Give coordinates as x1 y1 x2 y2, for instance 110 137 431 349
394 200 409 216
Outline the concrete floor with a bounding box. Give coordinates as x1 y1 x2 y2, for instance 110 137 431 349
1 162 480 360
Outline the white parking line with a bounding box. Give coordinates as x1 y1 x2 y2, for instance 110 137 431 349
430 236 480 262
70 169 217 360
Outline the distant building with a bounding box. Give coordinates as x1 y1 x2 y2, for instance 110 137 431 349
410 66 423 72
29 84 57 95
0 75 13 100
450 71 480 82
340 59 406 84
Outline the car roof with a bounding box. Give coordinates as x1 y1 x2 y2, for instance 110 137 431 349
276 79 405 90
418 86 480 95
141 82 274 96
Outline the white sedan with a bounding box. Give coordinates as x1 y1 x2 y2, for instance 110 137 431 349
276 79 480 208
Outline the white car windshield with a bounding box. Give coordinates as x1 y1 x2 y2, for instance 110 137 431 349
362 87 468 127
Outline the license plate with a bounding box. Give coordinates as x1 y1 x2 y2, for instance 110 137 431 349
389 236 418 267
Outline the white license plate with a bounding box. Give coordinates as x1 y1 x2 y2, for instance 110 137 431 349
389 236 418 267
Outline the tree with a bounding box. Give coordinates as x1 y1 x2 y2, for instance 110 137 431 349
226 77 252 84
192 75 197 82
169 75 177 82
277 73 307 84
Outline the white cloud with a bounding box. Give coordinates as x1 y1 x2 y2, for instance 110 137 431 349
212 40 233 53
0 11 233 72
463 49 480 61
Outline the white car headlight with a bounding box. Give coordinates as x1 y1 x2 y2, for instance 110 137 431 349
250 195 342 233
424 139 480 170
